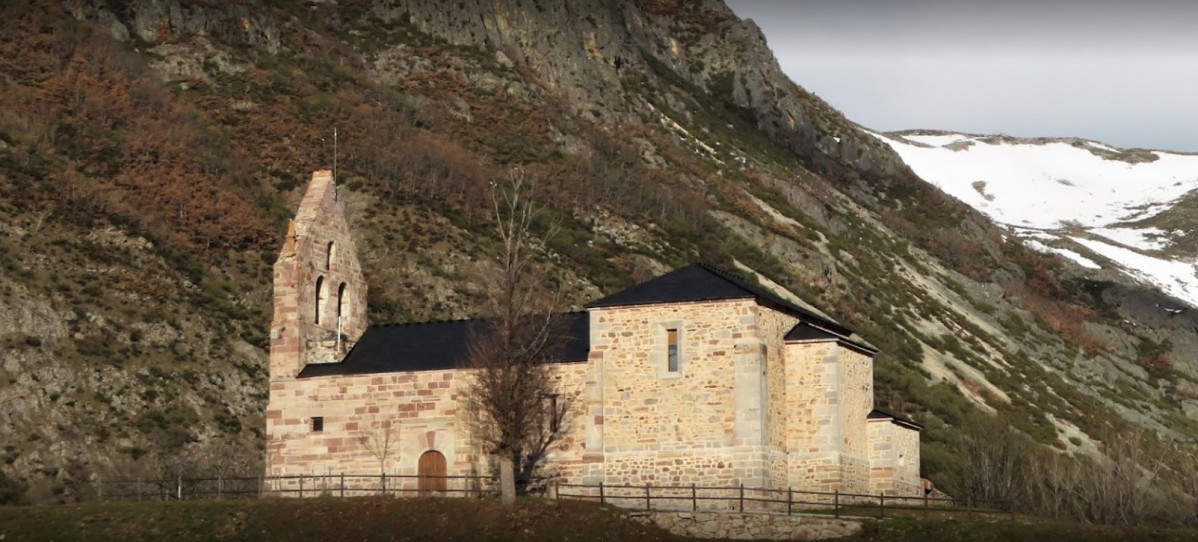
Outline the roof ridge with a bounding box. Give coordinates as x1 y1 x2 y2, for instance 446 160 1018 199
698 263 852 336
372 317 478 328
372 310 588 329
695 262 756 293
800 320 848 339
868 408 923 430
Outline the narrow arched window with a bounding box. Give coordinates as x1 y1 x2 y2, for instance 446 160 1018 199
315 276 326 325
326 242 335 270
337 282 347 324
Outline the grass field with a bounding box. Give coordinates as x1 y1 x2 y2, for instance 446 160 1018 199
0 498 1195 541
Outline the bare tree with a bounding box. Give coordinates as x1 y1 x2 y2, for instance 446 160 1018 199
1173 442 1198 526
185 438 262 480
943 414 1197 526
463 169 569 505
1070 427 1170 525
357 416 400 476
954 414 1034 506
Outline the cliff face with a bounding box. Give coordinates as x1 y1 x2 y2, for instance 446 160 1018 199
66 0 909 180
388 0 910 179
1 0 1194 504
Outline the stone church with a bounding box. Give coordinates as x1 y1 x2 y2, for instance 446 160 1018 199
266 171 922 497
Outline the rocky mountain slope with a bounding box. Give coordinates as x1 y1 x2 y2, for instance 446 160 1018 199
0 0 1195 505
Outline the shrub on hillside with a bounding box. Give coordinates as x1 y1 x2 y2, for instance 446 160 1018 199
0 470 27 505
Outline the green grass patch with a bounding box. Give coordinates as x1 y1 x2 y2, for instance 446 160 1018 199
845 515 1197 542
1 498 1194 541
0 498 681 542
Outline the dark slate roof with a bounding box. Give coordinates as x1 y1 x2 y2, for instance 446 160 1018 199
784 322 841 342
298 311 589 378
586 263 852 336
868 408 923 431
784 322 878 355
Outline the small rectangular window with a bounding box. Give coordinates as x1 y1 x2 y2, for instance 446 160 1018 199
667 328 679 372
311 416 324 432
545 394 560 433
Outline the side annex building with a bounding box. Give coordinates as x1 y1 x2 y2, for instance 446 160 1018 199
266 171 922 497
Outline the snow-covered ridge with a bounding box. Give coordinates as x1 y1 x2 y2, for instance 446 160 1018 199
875 130 1198 307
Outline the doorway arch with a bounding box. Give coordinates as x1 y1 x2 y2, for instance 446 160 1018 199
418 450 447 496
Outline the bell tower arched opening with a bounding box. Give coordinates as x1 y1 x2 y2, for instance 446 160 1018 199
315 276 326 325
337 282 347 333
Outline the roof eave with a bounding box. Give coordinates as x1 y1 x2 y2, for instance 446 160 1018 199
584 294 756 310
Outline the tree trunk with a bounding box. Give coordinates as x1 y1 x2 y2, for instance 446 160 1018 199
500 453 517 505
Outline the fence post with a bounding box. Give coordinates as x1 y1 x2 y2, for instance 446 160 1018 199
1010 500 1015 521
787 488 793 516
599 482 605 505
381 472 386 496
299 474 304 498
137 477 142 501
879 493 885 519
258 474 264 498
739 483 744 513
97 477 103 501
553 482 559 500
645 482 651 511
834 490 839 519
217 475 223 499
691 483 697 512
341 473 345 498
177 475 183 501
924 489 929 518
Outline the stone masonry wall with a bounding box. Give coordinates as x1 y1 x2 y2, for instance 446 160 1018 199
784 341 840 492
866 419 922 496
782 340 876 494
265 361 590 491
867 420 895 494
893 422 921 495
837 348 873 495
756 306 798 490
587 299 770 488
266 368 466 480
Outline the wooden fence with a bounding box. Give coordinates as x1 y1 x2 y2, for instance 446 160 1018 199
94 475 1011 521
553 482 1013 520
96 473 506 501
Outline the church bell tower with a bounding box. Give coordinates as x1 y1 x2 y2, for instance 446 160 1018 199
268 170 368 380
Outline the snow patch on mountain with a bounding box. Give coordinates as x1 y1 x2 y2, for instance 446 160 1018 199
1024 240 1101 270
1089 227 1172 251
1072 237 1198 304
876 130 1198 307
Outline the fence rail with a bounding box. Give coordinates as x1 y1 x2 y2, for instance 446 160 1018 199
94 475 1010 521
554 482 1012 520
97 473 507 501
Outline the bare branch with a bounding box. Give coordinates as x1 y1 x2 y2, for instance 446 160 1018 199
357 415 400 475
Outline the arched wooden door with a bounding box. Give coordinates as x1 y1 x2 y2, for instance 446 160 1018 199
418 450 447 496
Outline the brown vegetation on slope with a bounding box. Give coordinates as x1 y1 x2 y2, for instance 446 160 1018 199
0 4 273 253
